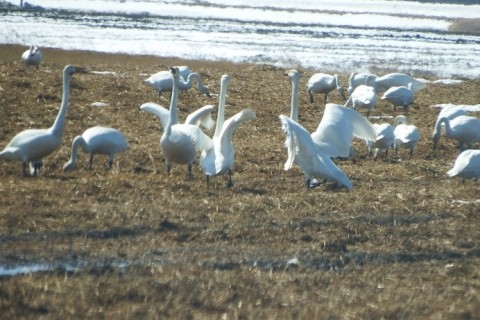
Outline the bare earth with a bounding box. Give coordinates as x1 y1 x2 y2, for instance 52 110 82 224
0 44 479 319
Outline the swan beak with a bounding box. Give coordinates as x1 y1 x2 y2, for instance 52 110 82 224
205 91 212 98
77 66 89 73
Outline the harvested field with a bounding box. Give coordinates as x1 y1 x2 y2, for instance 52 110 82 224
0 44 479 319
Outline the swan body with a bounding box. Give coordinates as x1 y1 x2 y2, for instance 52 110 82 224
140 102 215 131
447 149 480 180
347 72 377 94
21 45 42 68
200 75 256 187
144 70 210 97
345 84 377 117
432 105 469 144
381 83 414 112
63 127 128 171
366 123 395 159
306 73 346 105
432 116 480 150
159 67 213 177
375 73 427 93
393 115 420 159
0 65 86 176
279 115 352 190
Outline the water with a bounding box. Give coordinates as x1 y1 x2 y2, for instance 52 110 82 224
1 1 480 78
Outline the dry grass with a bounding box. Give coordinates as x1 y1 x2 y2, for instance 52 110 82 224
0 44 480 319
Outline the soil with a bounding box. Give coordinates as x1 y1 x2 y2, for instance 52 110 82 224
0 44 479 319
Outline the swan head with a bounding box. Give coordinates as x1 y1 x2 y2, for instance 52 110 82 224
64 65 88 75
287 69 300 82
63 160 76 172
394 115 408 127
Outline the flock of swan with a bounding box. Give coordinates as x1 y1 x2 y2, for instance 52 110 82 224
1 49 480 188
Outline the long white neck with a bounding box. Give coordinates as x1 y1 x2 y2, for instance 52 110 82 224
214 75 229 138
51 68 72 137
437 117 452 137
68 135 86 166
289 73 299 122
166 70 180 135
179 73 200 90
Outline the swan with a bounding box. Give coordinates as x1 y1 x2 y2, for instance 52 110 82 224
140 102 215 131
347 72 377 95
306 73 346 105
63 126 128 171
177 66 192 80
279 115 352 190
288 70 377 160
366 123 395 160
447 149 480 181
374 73 427 93
344 81 377 118
381 83 414 112
0 65 87 176
144 69 211 98
393 115 421 159
432 105 469 144
21 45 42 68
432 115 480 150
159 67 213 178
200 74 256 187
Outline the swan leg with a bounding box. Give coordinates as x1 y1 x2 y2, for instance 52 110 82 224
308 91 314 104
188 163 193 179
305 178 311 190
324 93 328 106
22 161 28 177
206 175 210 188
88 154 94 170
226 170 233 188
409 147 414 159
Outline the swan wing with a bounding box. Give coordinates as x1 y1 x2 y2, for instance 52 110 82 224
175 124 213 151
140 102 171 128
219 109 256 145
185 105 215 130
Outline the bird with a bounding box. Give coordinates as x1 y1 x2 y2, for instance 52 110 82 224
288 70 377 160
432 105 469 146
140 102 215 131
347 72 377 95
159 67 213 178
306 73 346 105
279 115 352 190
366 123 395 160
200 74 256 188
374 72 427 93
381 83 414 112
0 65 87 176
344 82 377 117
144 69 211 98
176 65 192 80
447 149 480 181
63 127 128 171
432 115 480 150
21 45 42 68
393 115 421 159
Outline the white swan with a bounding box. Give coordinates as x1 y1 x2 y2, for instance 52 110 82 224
63 126 128 171
432 105 469 146
366 123 395 160
344 82 377 117
21 45 42 68
432 115 480 150
374 73 427 93
347 72 377 95
381 83 414 112
279 115 352 190
144 69 211 98
200 74 256 187
447 149 480 180
159 67 213 178
306 73 346 105
288 70 377 160
0 65 87 176
140 102 215 131
393 115 421 159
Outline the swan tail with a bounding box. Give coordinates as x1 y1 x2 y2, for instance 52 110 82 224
140 102 170 129
185 104 215 130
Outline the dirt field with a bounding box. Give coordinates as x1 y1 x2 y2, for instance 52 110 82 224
0 44 479 319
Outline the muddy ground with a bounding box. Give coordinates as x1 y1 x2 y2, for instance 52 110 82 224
0 44 479 319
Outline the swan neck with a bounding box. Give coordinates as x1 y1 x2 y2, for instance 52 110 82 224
68 135 85 165
214 76 229 138
167 72 180 132
51 69 72 137
290 76 299 122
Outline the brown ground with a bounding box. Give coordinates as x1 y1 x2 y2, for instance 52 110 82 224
0 44 479 319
